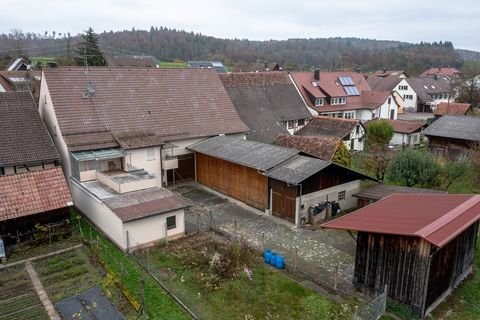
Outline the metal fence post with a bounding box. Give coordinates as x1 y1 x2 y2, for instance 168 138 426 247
353 305 358 320
262 233 265 251
209 210 213 230
164 222 168 245
294 247 298 271
234 219 237 236
197 213 201 233
334 264 339 291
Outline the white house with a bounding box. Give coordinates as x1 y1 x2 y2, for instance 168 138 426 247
366 119 426 147
38 67 249 250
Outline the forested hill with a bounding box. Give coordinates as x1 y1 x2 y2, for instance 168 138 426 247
0 27 475 74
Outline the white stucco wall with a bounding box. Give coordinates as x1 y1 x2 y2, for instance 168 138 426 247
390 132 421 146
395 79 417 112
124 147 162 186
343 125 365 151
375 94 398 120
123 209 185 250
38 75 71 180
70 179 125 247
296 180 361 226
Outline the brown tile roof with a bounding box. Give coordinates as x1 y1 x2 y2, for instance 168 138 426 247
231 62 280 72
274 133 339 161
296 116 360 139
43 67 249 150
365 119 425 134
434 102 472 116
322 194 480 248
0 92 60 166
420 67 462 78
0 167 72 222
291 71 390 112
102 187 188 222
219 72 312 143
353 184 446 201
370 70 408 78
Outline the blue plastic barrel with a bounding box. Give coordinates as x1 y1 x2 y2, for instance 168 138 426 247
275 255 284 269
263 249 271 263
269 252 277 266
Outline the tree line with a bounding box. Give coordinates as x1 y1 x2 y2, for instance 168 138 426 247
0 27 466 74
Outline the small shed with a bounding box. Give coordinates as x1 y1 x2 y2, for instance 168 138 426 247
322 194 480 318
353 184 446 208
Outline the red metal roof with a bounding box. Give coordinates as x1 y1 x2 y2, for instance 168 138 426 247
0 167 72 222
321 194 480 248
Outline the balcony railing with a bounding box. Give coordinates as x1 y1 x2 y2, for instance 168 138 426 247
79 170 157 193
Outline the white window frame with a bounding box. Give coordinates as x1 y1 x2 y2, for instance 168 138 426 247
287 120 294 129
147 147 155 161
331 97 347 105
166 215 176 230
315 98 324 106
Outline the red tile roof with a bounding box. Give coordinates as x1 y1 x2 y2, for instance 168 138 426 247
434 102 472 116
274 133 339 161
322 194 480 248
296 116 360 139
365 119 425 134
291 71 391 112
0 167 72 222
43 67 249 150
0 92 60 166
102 187 188 222
420 67 462 77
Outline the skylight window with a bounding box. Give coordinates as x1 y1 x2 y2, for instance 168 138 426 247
338 76 354 86
311 81 318 87
344 86 360 96
8 77 26 83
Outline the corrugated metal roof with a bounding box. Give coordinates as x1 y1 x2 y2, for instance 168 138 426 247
267 155 330 185
422 115 480 142
71 148 125 161
322 194 480 248
188 136 298 171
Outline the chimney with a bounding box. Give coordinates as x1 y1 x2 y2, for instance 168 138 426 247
264 61 268 70
314 69 320 81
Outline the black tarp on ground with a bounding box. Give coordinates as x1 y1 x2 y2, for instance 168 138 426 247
55 285 124 320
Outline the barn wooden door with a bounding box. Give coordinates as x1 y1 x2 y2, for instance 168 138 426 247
270 180 297 222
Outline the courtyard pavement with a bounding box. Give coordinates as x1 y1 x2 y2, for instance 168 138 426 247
172 182 358 293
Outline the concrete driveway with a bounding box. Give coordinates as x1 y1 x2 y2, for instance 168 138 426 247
172 182 357 292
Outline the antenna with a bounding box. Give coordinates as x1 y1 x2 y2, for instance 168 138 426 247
81 45 96 98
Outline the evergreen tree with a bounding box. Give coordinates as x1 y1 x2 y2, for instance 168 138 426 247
75 27 106 66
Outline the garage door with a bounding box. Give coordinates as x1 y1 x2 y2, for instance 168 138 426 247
270 179 297 222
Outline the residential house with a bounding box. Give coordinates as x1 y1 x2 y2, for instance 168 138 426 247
421 67 462 80
433 102 472 117
406 77 453 112
39 67 248 250
422 115 480 160
295 115 365 151
291 70 399 121
322 194 480 318
0 70 41 97
6 58 30 71
0 91 71 254
353 183 445 208
365 119 426 147
187 61 226 73
368 74 416 112
219 72 312 143
106 55 159 68
189 136 372 225
370 70 408 79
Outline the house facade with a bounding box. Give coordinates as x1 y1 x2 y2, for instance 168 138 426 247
365 119 426 147
39 67 249 249
406 77 454 112
291 70 399 121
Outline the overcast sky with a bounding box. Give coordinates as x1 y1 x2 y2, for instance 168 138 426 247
2 0 480 51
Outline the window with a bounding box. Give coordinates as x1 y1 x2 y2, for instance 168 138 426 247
356 125 359 134
344 112 354 119
331 97 346 105
166 216 176 230
147 148 155 161
344 86 360 96
403 94 413 100
388 97 392 104
297 119 305 126
338 76 354 85
0 167 4 176
338 191 346 201
287 120 294 129
315 98 324 106
399 85 408 90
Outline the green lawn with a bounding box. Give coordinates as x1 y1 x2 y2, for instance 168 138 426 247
136 234 348 320
159 61 186 68
77 216 190 320
30 56 57 66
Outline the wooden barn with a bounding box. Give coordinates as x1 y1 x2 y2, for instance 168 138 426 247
322 194 480 318
189 136 372 225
